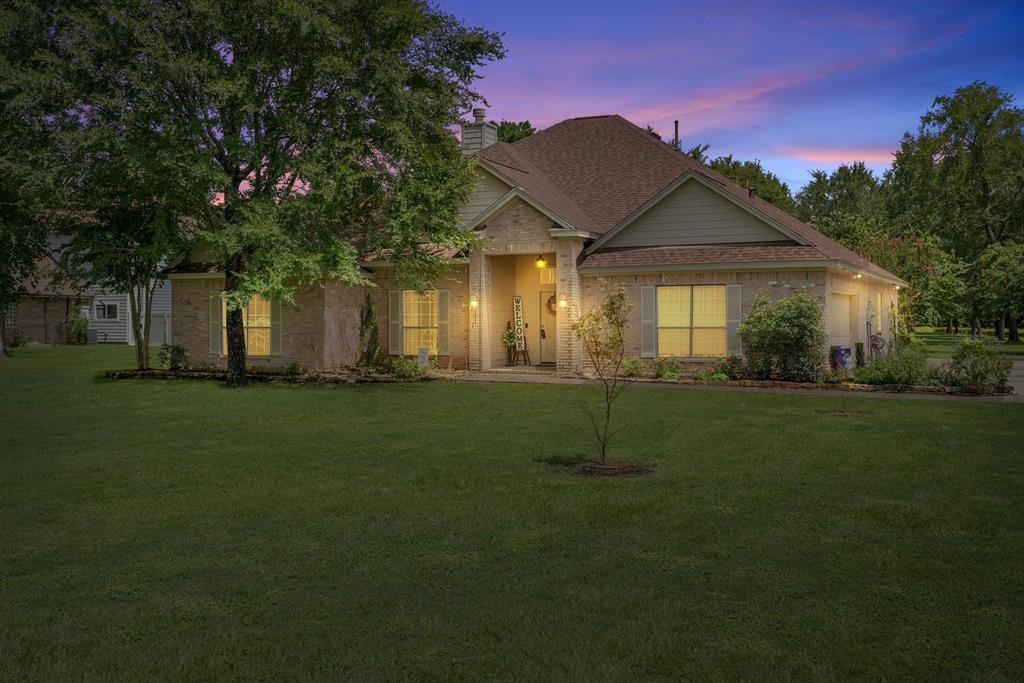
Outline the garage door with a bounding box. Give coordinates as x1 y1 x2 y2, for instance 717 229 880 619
829 294 852 349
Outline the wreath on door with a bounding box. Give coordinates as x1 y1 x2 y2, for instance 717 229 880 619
545 294 558 315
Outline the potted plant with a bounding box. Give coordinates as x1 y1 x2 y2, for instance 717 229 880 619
501 326 517 366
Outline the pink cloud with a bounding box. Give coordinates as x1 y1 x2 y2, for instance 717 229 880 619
777 145 896 165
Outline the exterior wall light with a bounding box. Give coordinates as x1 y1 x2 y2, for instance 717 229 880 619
558 297 567 308
854 273 862 279
469 297 478 308
535 255 547 269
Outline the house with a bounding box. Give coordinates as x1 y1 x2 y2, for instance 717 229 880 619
88 280 173 346
5 253 92 344
167 110 904 374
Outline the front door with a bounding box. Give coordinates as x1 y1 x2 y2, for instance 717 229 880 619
539 290 557 363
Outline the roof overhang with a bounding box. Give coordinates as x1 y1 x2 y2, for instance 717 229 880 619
828 262 907 287
579 260 833 275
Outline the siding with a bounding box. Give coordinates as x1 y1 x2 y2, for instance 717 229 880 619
603 179 791 248
458 169 511 226
89 290 129 343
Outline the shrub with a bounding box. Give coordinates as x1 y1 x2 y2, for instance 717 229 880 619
620 356 644 378
358 291 380 368
654 357 679 380
376 356 423 379
4 326 27 348
938 338 1011 391
56 317 89 345
694 369 730 382
659 369 680 382
853 342 928 385
738 289 826 382
282 361 305 376
157 343 190 371
712 355 747 380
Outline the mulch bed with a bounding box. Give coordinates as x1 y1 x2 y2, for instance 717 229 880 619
630 376 1012 396
575 461 654 477
103 369 444 385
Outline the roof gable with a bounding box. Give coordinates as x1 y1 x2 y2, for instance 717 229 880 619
458 168 510 227
598 174 799 250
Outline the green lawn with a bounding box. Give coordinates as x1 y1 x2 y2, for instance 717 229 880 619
915 326 1024 360
2 346 1023 680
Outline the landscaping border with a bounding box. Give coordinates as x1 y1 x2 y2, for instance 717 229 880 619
626 376 1012 396
103 369 445 385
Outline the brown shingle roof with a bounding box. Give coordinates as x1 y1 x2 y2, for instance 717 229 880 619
581 245 828 269
475 114 903 284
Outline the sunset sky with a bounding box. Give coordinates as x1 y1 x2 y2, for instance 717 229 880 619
440 0 1024 189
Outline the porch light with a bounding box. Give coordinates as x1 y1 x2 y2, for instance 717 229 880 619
854 273 862 279
558 296 567 308
535 255 547 269
894 285 901 290
469 297 478 308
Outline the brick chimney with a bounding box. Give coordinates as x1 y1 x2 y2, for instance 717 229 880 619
460 107 498 154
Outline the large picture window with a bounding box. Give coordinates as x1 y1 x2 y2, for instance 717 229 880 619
223 294 272 356
656 285 727 357
403 290 438 355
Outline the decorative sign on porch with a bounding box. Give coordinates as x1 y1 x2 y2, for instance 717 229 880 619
512 296 526 350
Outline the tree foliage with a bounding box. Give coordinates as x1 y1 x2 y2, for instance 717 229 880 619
738 289 826 382
795 162 884 222
492 120 536 143
682 144 797 213
36 0 503 385
572 282 632 464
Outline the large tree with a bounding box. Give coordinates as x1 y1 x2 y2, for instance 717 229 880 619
39 1 502 386
0 0 54 359
886 81 1024 333
794 162 884 222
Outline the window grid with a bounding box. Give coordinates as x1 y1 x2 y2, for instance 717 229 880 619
95 303 118 320
4 305 16 326
656 285 727 357
223 294 272 356
403 290 439 355
539 266 556 285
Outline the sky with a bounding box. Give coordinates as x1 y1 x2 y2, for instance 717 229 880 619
439 0 1024 189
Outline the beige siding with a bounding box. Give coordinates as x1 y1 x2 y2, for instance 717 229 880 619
458 169 511 226
602 179 791 248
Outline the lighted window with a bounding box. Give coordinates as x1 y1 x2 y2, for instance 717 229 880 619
656 285 727 357
223 294 272 356
403 290 438 355
539 265 556 285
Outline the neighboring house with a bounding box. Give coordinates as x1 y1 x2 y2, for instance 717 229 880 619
88 280 173 346
6 253 92 344
167 110 904 375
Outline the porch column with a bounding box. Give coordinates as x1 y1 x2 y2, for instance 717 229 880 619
468 249 491 371
555 238 584 376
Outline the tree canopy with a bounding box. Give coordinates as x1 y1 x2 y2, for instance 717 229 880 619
493 120 536 143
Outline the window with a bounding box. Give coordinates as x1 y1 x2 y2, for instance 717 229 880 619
539 265 556 285
3 305 15 326
223 294 272 356
656 285 727 357
95 303 118 320
402 290 438 354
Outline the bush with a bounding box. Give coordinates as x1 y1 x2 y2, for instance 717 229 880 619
282 361 305 376
157 343 190 371
4 326 27 348
620 356 644 378
712 355 747 380
57 317 89 345
376 356 423 379
654 357 679 380
694 368 730 382
738 289 826 382
938 338 1011 391
853 342 929 385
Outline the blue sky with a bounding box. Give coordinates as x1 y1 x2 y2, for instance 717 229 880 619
439 0 1024 189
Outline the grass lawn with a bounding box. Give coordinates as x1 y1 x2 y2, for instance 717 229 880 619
2 346 1023 680
914 326 1024 360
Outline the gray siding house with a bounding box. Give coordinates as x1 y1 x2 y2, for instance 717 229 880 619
89 280 172 346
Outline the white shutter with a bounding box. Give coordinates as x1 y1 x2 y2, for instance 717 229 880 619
388 290 403 355
726 284 742 356
640 286 656 358
437 290 450 356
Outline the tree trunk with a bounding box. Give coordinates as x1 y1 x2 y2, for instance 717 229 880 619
953 318 960 334
945 319 953 334
1009 316 1021 344
0 313 8 359
995 314 1005 340
972 318 982 337
224 265 248 387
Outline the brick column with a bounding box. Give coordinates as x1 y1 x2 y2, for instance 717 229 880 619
555 238 584 376
468 249 491 371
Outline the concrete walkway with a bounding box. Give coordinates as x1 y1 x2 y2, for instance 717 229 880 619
459 366 1024 404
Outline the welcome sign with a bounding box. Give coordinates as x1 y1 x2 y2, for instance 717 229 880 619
512 296 526 350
